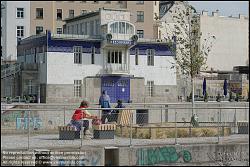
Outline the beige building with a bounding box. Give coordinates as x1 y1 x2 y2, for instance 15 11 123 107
2 1 160 62
30 1 160 39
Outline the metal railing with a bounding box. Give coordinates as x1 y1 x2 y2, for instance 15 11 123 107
104 63 129 74
1 63 21 79
1 103 249 150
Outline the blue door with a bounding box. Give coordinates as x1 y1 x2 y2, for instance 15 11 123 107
101 76 130 103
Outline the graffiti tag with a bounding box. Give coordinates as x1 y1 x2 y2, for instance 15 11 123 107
136 146 192 165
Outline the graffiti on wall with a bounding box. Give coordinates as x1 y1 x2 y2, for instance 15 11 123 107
207 151 249 166
136 146 192 165
16 117 43 130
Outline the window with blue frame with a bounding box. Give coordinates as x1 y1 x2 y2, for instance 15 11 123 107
147 49 155 66
73 46 82 64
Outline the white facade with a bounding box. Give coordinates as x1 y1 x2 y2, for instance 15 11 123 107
200 11 249 71
159 1 249 71
130 55 176 85
1 1 30 61
46 52 104 84
45 51 176 86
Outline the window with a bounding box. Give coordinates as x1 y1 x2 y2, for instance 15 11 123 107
95 20 99 35
137 30 144 38
155 1 157 5
147 49 155 66
119 22 125 34
107 50 122 64
147 81 154 97
57 9 62 20
57 28 62 34
135 48 139 65
84 22 88 35
137 11 144 22
76 24 79 34
90 21 94 35
69 10 74 18
105 1 111 3
36 8 43 19
74 46 82 64
118 1 122 4
93 1 99 3
81 10 87 15
74 80 82 97
16 26 24 37
36 26 43 35
136 1 144 4
16 8 24 18
91 47 95 64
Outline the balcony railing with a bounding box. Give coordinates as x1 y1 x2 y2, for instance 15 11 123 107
104 63 129 74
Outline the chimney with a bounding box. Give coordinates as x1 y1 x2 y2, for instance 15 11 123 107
202 10 208 16
239 14 245 19
212 10 219 17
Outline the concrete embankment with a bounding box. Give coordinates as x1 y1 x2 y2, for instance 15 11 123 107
1 143 249 166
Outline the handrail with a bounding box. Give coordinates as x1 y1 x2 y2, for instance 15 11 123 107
1 106 249 111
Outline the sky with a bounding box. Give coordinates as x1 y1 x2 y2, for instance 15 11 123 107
189 1 249 17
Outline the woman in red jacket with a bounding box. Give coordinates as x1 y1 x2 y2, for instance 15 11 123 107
69 100 97 136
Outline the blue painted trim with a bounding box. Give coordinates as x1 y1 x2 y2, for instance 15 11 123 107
17 32 175 56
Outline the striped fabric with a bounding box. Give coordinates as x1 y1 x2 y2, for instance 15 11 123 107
58 126 75 131
117 110 133 126
93 124 116 131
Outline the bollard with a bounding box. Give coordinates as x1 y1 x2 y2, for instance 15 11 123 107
129 113 133 147
161 105 163 123
175 111 178 145
234 103 237 134
217 111 220 144
28 106 30 150
64 106 66 126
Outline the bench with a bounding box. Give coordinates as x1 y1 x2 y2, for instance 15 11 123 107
237 121 249 134
58 126 80 140
92 109 133 139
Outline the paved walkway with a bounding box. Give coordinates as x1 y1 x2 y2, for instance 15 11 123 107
1 134 248 150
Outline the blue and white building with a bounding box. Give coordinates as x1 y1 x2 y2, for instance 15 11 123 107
16 9 177 103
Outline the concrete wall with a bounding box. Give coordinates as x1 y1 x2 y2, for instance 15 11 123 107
119 143 249 166
1 143 249 166
1 147 104 166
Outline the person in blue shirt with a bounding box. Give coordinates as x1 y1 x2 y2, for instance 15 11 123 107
110 99 125 122
99 90 111 123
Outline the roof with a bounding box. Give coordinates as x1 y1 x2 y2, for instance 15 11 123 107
64 11 100 23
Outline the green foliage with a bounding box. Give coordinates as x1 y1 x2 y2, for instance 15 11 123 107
165 2 216 79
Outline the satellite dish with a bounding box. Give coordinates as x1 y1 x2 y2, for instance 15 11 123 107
131 35 138 42
106 33 112 41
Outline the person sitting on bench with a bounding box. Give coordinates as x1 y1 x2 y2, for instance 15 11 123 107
68 100 97 136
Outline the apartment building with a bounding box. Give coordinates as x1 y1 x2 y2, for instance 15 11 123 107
2 1 160 62
1 1 30 63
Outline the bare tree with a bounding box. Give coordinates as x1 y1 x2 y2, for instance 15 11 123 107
162 1 216 115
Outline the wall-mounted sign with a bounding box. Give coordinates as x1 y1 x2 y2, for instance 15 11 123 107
110 40 133 45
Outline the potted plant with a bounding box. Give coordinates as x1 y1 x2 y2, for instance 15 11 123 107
204 92 208 102
229 91 233 102
216 93 221 102
235 93 239 102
